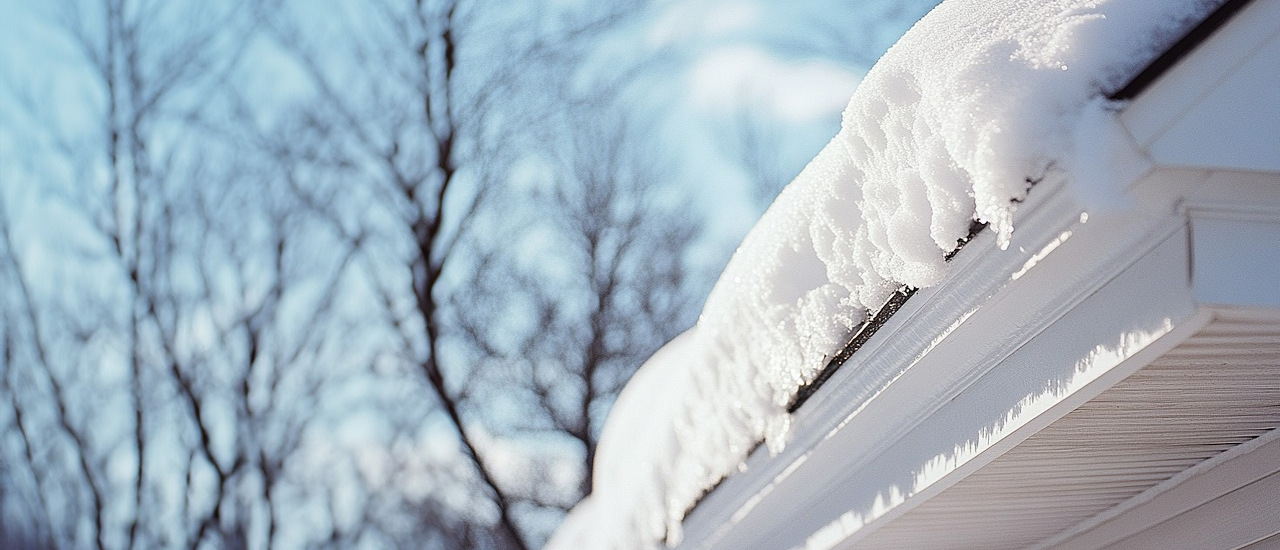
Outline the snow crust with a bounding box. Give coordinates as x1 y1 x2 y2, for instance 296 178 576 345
547 1 1221 548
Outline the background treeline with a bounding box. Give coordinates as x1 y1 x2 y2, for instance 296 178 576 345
0 0 938 548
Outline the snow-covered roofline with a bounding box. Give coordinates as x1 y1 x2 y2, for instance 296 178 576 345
788 217 985 412
797 0 1257 421
547 1 1233 548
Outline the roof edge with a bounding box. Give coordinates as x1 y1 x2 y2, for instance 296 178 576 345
1109 0 1256 100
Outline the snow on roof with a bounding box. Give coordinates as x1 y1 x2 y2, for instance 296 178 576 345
546 1 1224 548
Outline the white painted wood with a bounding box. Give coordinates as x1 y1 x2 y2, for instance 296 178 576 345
1192 216 1280 307
1120 0 1280 147
1149 28 1280 171
1185 170 1280 213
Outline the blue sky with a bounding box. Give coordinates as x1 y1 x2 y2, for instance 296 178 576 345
0 1 938 546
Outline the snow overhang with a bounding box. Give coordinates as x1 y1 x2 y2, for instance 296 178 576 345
677 0 1280 548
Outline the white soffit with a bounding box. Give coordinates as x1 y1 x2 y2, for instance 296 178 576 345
839 309 1280 550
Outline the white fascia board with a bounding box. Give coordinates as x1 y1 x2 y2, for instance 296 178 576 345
1191 216 1280 307
1147 25 1280 172
1185 170 1280 308
1120 0 1280 150
679 162 1226 549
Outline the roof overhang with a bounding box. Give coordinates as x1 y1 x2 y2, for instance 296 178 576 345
678 1 1280 548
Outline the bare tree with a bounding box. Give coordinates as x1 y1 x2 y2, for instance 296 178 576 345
262 0 532 545
0 1 451 549
451 104 704 532
262 0 686 547
6 0 681 546
1 0 247 543
2 0 937 548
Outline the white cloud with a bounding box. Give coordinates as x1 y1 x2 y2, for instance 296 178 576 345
647 0 763 47
688 46 861 122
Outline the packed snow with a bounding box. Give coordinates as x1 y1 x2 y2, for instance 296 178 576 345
546 0 1222 548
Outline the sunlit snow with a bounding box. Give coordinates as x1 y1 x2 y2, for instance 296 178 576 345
547 1 1222 548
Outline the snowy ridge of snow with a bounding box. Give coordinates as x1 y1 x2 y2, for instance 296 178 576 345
546 1 1221 548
